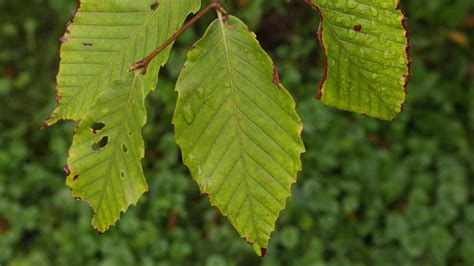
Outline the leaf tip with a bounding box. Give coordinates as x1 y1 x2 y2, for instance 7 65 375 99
40 120 49 130
260 248 267 257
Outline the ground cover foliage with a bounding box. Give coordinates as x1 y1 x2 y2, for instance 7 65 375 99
0 0 473 265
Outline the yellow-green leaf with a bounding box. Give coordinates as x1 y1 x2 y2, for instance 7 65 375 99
66 73 147 232
47 0 200 125
308 0 411 120
173 15 305 255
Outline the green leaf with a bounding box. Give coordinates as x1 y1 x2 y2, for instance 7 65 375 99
173 15 305 255
47 0 201 125
308 0 410 120
66 73 147 232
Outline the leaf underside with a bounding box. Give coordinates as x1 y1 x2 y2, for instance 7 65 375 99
309 0 410 120
47 0 201 125
173 15 305 255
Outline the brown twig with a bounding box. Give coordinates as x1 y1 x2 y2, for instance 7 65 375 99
128 0 226 74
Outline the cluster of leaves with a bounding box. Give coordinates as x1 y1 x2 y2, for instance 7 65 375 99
1 0 473 264
42 0 410 254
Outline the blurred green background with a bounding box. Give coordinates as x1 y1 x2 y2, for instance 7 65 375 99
1 0 473 265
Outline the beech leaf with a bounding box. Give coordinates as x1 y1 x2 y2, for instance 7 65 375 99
308 0 411 120
47 0 201 125
66 73 147 232
173 15 305 255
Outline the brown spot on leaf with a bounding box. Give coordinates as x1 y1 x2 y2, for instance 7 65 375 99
260 248 267 257
59 37 69 44
222 15 229 23
73 175 79 180
272 64 280 88
41 121 49 130
150 2 159 10
82 42 93 46
64 165 71 176
70 2 80 22
304 0 327 100
64 1 81 35
353 24 362 32
396 1 412 114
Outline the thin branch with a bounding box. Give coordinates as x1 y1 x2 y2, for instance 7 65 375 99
128 1 226 74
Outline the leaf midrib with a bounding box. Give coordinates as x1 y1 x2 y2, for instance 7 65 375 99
95 75 141 225
217 13 260 242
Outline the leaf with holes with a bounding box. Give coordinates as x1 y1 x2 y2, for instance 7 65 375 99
173 15 305 256
307 0 410 120
46 0 201 125
66 73 147 232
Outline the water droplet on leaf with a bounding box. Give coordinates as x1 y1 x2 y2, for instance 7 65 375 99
182 103 195 124
197 86 205 99
370 7 378 16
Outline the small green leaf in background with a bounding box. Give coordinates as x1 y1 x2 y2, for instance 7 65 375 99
173 14 305 255
66 73 147 232
308 0 410 120
47 0 201 125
